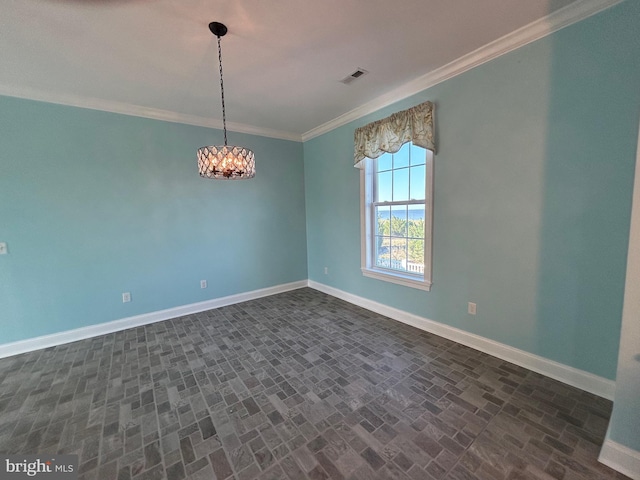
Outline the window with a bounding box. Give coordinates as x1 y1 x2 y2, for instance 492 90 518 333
361 142 433 290
354 100 435 290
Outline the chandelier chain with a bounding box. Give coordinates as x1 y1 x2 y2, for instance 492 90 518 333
217 35 228 146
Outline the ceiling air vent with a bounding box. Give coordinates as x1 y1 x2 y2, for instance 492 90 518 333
340 68 369 85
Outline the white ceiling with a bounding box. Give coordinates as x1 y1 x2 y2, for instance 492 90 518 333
1 0 597 140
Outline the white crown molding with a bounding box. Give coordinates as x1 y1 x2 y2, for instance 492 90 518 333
308 280 616 400
599 438 640 480
0 84 302 143
0 0 621 145
0 0 623 142
0 280 307 359
301 0 624 142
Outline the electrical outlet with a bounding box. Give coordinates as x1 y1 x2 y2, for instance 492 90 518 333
200 280 207 289
468 302 477 315
122 292 131 303
0 242 7 255
324 267 328 275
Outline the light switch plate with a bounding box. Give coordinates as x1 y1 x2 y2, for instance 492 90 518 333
0 242 7 255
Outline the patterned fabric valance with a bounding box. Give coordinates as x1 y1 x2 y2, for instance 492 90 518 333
354 101 435 169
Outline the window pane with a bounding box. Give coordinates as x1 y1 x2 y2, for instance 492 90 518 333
375 206 390 235
408 205 425 240
410 144 426 166
408 239 425 273
409 165 426 201
393 168 409 201
375 236 390 268
376 170 392 202
391 205 407 237
390 237 408 270
377 153 392 172
394 143 410 169
408 204 425 221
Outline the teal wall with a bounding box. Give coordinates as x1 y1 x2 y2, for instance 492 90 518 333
0 0 639 460
1 0 638 390
304 0 640 380
0 98 307 344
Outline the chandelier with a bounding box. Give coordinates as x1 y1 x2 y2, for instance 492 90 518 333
197 22 255 179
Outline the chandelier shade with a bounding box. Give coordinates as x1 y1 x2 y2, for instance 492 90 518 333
198 21 255 180
197 145 255 179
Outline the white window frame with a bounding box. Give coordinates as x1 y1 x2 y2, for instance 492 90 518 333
360 147 434 291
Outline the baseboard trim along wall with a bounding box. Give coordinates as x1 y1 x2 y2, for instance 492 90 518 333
0 280 308 360
308 280 616 400
1 278 616 401
599 438 640 480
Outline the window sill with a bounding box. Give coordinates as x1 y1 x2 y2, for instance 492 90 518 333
361 267 432 291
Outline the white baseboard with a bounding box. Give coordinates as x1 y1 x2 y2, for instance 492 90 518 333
0 280 308 359
308 280 615 400
0 279 616 401
599 438 640 480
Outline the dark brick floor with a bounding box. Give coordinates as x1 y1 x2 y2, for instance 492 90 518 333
0 288 629 479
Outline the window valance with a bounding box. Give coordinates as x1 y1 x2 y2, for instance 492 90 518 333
353 101 435 169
